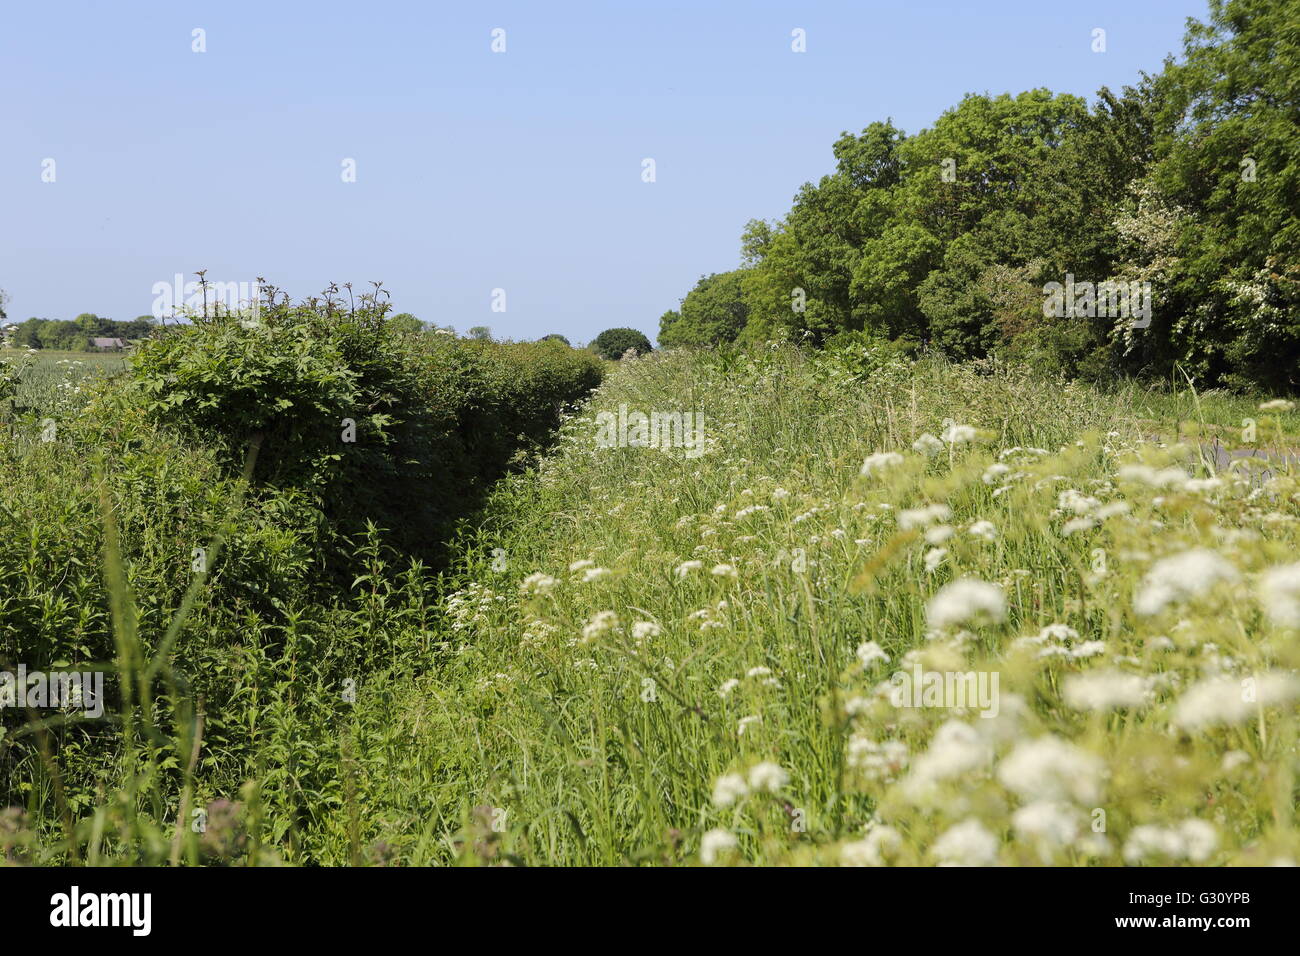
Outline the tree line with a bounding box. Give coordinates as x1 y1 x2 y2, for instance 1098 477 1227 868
658 0 1298 392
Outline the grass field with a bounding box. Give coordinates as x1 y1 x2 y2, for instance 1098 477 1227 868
330 347 1300 865
3 342 1298 866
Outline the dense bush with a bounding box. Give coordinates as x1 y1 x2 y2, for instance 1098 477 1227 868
129 284 603 569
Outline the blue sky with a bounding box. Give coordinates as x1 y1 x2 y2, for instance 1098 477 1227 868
1 1 1207 344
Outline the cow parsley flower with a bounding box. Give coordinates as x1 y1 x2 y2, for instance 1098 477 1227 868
747 762 789 793
700 828 738 865
933 819 998 866
711 773 749 808
1135 549 1238 617
860 451 905 476
926 578 1006 630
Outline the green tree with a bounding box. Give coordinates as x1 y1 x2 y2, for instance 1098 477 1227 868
658 270 751 347
590 327 652 360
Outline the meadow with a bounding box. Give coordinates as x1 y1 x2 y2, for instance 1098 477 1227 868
3 324 1296 866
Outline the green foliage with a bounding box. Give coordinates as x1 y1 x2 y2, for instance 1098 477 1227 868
657 270 751 347
661 0 1299 392
128 285 603 570
590 327 652 360
539 333 571 346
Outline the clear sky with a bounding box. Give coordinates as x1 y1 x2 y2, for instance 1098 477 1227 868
1 0 1207 344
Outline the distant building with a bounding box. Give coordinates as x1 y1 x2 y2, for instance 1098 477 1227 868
90 337 128 351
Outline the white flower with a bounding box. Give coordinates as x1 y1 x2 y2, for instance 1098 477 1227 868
860 451 905 477
1117 464 1189 489
1259 399 1295 412
855 641 890 668
1135 549 1238 617
941 423 978 445
924 525 954 545
675 560 704 578
745 666 772 678
924 547 948 572
579 610 618 644
568 559 595 572
718 678 741 697
933 819 998 866
747 762 789 793
981 464 1010 485
711 563 738 579
898 503 952 531
1172 672 1300 729
582 567 611 582
631 621 661 641
997 735 1103 804
968 520 997 541
1259 562 1300 628
711 773 749 807
912 433 944 456
700 828 738 865
1062 670 1152 711
1123 820 1218 864
840 825 902 866
902 721 990 798
737 715 762 736
1012 801 1081 846
926 578 1006 630
519 572 557 595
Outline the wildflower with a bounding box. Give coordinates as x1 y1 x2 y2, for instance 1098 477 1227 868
982 463 1010 485
711 563 738 580
1117 464 1188 489
1135 549 1238 617
700 828 738 865
718 678 741 697
1012 801 1080 847
968 520 996 541
926 578 1005 630
924 547 947 573
747 762 789 793
737 715 762 736
941 423 977 446
840 825 902 866
860 451 905 477
579 610 618 644
912 433 944 456
1062 670 1152 711
924 525 954 545
902 721 990 797
568 559 595 572
1259 399 1295 412
519 572 557 595
898 503 951 531
855 641 890 668
711 773 749 808
1259 562 1300 628
1172 672 1300 729
1123 820 1218 864
933 819 998 866
675 560 704 578
997 735 1103 804
631 621 661 641
582 567 611 583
